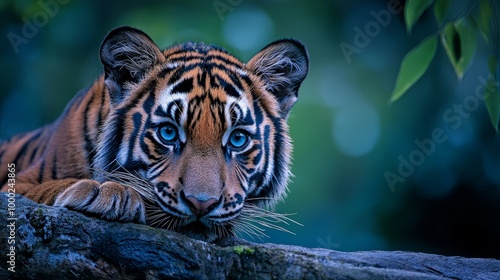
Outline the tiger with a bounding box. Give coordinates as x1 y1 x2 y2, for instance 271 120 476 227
0 26 308 242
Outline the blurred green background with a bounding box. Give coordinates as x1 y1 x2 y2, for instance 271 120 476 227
1 0 499 258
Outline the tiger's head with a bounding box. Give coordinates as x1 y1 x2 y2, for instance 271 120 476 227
94 27 308 241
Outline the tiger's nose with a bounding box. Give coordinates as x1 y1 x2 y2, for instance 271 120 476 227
182 192 219 216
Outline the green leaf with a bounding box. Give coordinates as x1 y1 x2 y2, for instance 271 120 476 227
433 0 450 26
390 35 437 103
441 18 477 80
454 18 477 78
405 0 434 33
441 23 458 65
477 0 492 41
484 77 500 131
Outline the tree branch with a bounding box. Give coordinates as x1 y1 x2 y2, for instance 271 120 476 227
1 195 498 279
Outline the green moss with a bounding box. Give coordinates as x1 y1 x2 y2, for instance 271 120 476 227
232 246 255 255
30 207 47 228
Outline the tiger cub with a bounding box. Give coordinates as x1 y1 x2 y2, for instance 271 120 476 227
0 26 308 241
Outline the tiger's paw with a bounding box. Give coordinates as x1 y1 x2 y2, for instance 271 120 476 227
54 179 146 223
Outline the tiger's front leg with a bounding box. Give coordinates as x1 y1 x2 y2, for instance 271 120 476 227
21 179 146 223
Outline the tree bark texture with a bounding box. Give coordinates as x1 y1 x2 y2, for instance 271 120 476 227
1 195 499 279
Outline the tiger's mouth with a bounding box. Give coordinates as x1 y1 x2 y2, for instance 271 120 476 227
144 199 234 242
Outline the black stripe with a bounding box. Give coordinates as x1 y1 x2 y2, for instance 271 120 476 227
216 76 240 98
172 61 240 82
155 100 186 125
127 113 143 162
142 80 157 113
80 187 100 209
209 73 218 88
153 145 168 157
256 117 285 200
122 160 148 174
257 125 271 192
154 193 185 216
158 65 177 78
237 148 256 175
168 56 204 66
230 104 242 124
51 153 58 179
166 47 203 58
142 93 156 114
253 98 264 125
252 144 262 165
147 169 162 181
100 119 123 172
83 93 97 166
168 51 244 70
207 93 226 129
174 102 184 124
218 206 243 219
233 106 255 127
165 65 197 86
38 160 45 183
148 161 169 181
224 70 244 91
187 96 204 130
165 101 179 120
28 146 39 163
191 62 245 89
154 106 168 118
240 73 253 88
206 54 243 69
248 101 265 188
171 77 193 94
12 130 43 166
272 118 286 175
198 68 207 87
212 207 242 219
96 85 106 131
109 79 154 122
140 132 156 161
241 110 255 126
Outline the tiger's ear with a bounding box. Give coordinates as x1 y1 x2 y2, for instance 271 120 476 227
247 39 309 117
100 26 163 104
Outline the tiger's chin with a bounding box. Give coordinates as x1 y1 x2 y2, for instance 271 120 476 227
175 221 229 243
145 201 234 243
153 220 234 243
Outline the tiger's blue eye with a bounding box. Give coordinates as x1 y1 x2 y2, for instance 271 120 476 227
228 130 248 149
158 124 178 143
